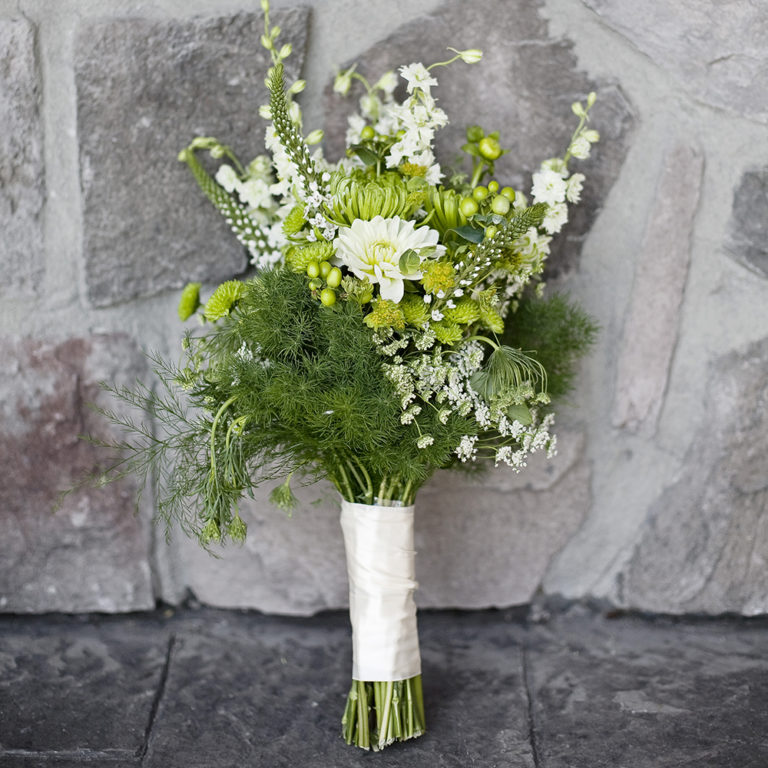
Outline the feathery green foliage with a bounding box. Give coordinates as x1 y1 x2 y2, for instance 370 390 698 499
103 268 479 545
502 293 598 401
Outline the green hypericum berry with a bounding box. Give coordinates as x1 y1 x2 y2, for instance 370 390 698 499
319 260 332 278
479 137 501 160
487 180 499 194
472 186 489 202
308 278 322 291
177 282 201 321
501 186 516 201
360 125 375 140
306 261 320 278
326 267 342 288
320 288 336 306
460 196 479 217
485 225 498 239
466 125 484 142
491 195 510 215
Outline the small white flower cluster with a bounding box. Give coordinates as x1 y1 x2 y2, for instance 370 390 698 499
531 160 586 235
377 330 557 467
385 63 447 184
344 70 399 145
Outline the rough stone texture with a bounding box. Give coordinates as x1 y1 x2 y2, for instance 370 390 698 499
416 428 590 608
0 336 154 613
612 143 703 431
728 167 768 278
621 338 768 615
0 615 170 754
165 428 588 614
168 483 348 615
322 0 634 276
75 10 309 307
3 606 768 767
582 0 768 124
145 611 533 767
0 19 44 297
528 605 768 767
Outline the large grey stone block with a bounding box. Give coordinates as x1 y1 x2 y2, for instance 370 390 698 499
528 605 768 767
0 335 154 613
0 19 44 297
583 0 768 123
0 615 170 753
612 142 703 431
621 338 768 615
728 167 768 278
76 10 309 307
322 0 634 275
160 428 588 615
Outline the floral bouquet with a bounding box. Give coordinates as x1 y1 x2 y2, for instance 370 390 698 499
102 0 598 751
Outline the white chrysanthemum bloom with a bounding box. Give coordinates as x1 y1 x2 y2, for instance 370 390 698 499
531 168 567 205
399 62 438 94
333 216 444 302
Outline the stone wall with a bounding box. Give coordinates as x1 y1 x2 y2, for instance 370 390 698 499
1 0 766 616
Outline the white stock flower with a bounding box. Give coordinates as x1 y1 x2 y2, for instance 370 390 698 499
542 202 568 234
569 135 591 159
238 178 272 210
399 62 438 94
531 168 567 205
374 70 398 95
215 164 239 193
566 173 585 203
333 216 444 302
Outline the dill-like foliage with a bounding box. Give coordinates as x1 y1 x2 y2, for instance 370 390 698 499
502 293 598 401
104 268 477 545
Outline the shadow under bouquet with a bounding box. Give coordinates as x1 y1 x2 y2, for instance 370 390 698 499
104 1 598 752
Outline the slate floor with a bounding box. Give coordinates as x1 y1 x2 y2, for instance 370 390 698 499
1 603 767 767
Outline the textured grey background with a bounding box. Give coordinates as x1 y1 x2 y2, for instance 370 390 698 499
1 0 767 616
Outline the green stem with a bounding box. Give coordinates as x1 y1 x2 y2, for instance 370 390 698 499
470 159 487 189
208 395 238 476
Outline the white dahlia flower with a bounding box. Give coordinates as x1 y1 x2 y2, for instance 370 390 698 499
333 216 444 302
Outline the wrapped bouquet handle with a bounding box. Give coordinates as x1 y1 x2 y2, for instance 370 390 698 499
340 501 421 681
340 500 425 749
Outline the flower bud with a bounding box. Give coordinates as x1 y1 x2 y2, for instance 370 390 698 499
457 48 483 64
466 125 484 143
288 79 306 95
333 66 355 95
278 43 292 60
305 129 324 145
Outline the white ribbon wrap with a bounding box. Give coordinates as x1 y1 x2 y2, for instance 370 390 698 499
340 500 421 682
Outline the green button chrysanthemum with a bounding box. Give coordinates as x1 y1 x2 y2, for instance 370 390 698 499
177 282 201 321
204 280 245 322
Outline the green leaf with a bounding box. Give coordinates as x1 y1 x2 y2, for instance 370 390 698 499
349 144 380 166
445 225 484 244
506 404 533 425
461 142 481 157
399 249 421 274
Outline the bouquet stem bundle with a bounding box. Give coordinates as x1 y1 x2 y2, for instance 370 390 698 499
342 677 426 750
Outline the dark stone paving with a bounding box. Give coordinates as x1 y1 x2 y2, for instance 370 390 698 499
0 604 767 767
